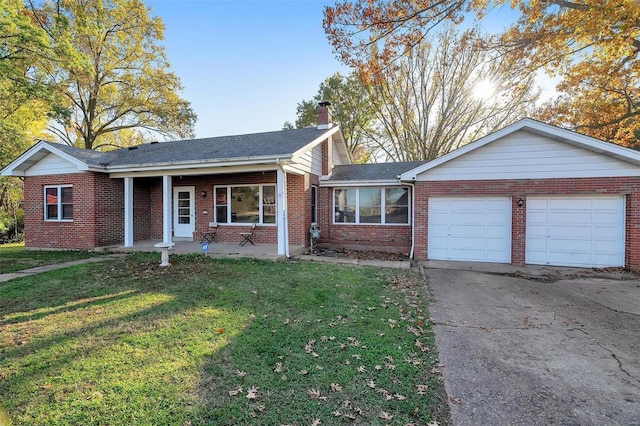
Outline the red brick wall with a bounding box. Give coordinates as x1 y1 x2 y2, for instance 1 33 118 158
413 177 640 270
24 173 99 250
316 186 413 253
95 174 124 247
173 172 279 244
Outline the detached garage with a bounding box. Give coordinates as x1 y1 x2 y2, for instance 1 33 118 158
401 118 640 271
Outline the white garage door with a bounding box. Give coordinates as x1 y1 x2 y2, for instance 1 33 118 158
428 197 512 263
526 196 625 268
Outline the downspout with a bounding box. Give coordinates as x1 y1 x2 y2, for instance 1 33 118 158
277 159 290 258
406 180 416 260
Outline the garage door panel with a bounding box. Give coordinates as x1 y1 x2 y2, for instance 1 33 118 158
428 197 511 263
526 196 624 268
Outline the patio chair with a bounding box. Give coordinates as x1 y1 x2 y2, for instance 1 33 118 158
239 223 256 246
200 222 218 244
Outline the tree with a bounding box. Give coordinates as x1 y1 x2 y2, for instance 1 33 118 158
29 0 197 150
323 0 640 145
285 71 377 163
498 0 640 146
364 27 539 161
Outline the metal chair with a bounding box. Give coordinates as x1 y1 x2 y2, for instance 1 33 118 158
239 223 256 246
200 222 218 244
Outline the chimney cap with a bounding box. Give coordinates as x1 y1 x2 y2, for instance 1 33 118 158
319 101 331 107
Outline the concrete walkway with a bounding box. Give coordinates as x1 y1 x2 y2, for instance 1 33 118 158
0 254 125 283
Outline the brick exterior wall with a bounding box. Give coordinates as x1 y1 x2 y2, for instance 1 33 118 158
316 186 413 254
24 172 123 250
413 177 640 271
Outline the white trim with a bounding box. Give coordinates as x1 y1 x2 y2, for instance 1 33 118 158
44 184 74 222
400 118 640 181
124 177 134 247
213 183 278 226
332 187 411 225
277 167 287 256
162 176 172 244
319 179 403 187
2 141 93 176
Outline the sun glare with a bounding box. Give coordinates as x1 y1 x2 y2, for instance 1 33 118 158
473 79 495 100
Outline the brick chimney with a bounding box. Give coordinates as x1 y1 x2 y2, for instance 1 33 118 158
317 101 333 130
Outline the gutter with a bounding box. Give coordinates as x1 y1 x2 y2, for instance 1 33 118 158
407 181 416 260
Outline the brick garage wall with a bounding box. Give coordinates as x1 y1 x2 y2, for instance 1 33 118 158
24 172 100 250
316 186 412 253
413 177 640 270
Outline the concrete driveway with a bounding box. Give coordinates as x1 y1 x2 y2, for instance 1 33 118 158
424 261 640 426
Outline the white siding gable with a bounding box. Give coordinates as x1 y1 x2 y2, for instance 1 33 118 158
290 143 323 176
332 140 344 166
25 153 81 176
416 130 640 181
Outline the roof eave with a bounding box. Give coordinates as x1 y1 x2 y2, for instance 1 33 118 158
319 179 403 187
105 154 293 173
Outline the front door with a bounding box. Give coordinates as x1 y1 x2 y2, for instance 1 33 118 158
173 186 195 240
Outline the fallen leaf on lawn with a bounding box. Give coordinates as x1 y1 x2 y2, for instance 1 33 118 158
251 290 257 295
385 363 396 371
450 396 462 404
353 407 364 415
416 384 428 395
246 386 259 399
256 405 265 412
330 383 343 392
274 362 282 373
427 421 440 426
216 328 225 334
385 355 394 363
333 410 342 417
367 380 376 389
394 393 406 400
311 418 321 426
307 388 321 399
357 365 366 373
315 365 323 370
235 370 247 377
379 411 393 420
228 386 243 396
298 369 308 375
374 365 383 371
344 413 356 420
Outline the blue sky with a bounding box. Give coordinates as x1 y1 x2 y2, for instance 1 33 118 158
146 0 348 138
146 0 525 139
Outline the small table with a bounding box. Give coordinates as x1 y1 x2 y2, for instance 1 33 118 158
154 242 175 267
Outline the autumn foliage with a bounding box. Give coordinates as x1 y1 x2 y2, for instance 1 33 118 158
324 0 640 146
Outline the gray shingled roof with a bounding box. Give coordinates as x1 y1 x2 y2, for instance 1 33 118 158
327 161 427 181
44 127 332 168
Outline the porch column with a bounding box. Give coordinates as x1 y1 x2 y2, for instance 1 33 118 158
162 175 172 244
124 177 134 247
276 167 288 256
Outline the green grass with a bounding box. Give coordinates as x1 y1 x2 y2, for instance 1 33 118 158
0 253 449 425
0 243 103 274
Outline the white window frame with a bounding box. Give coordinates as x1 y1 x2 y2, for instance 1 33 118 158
44 185 73 222
214 184 277 225
333 187 410 225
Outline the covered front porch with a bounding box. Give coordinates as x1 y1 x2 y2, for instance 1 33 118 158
109 239 306 260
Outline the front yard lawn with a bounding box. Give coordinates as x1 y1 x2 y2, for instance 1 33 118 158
0 253 450 425
0 243 103 274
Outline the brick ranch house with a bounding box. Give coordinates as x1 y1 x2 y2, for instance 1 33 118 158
4 107 640 271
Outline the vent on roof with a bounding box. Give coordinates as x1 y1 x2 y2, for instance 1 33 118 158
128 146 138 150
150 141 159 144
